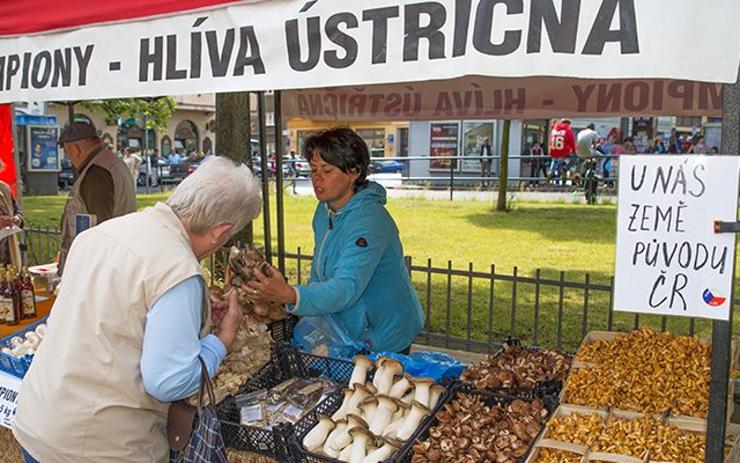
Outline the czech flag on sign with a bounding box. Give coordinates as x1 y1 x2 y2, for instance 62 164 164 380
703 289 726 307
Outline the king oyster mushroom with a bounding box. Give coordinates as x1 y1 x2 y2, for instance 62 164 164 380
372 358 404 395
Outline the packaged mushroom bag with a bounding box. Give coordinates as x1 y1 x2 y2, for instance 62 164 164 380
191 245 289 406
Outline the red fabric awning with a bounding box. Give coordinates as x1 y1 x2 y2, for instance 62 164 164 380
0 0 245 36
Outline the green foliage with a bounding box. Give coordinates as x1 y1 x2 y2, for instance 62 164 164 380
80 97 176 133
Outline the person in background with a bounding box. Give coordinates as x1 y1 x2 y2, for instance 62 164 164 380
55 122 137 275
244 127 424 354
710 146 719 154
623 137 637 154
13 158 261 463
576 123 599 159
548 118 576 182
480 138 493 187
168 150 182 164
0 178 22 267
529 140 546 185
122 148 143 189
689 135 708 154
667 133 682 153
652 137 667 154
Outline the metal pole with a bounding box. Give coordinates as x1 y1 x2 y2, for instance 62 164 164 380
257 92 272 264
705 64 739 463
67 102 75 125
449 159 454 201
273 90 285 274
9 104 25 263
143 113 150 195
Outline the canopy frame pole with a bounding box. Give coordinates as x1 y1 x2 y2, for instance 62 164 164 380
257 91 272 264
274 90 285 274
705 64 739 463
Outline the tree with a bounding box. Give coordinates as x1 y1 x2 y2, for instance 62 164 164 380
496 119 511 211
80 97 176 133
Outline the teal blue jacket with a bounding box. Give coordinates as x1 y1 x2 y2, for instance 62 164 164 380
292 182 424 353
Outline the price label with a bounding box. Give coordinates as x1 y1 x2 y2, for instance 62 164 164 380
0 372 22 429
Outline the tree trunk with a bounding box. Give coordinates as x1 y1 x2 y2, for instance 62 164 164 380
216 92 253 244
497 119 511 211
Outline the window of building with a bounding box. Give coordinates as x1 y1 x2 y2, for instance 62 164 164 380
175 120 199 154
356 128 385 157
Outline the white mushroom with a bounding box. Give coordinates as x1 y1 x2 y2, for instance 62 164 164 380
1 347 12 355
332 388 356 421
348 427 373 463
372 358 404 395
389 373 412 399
411 377 435 408
382 414 406 439
429 385 445 409
338 444 353 462
9 336 23 348
400 389 415 405
324 418 348 455
359 397 378 424
397 401 431 441
350 355 373 387
345 383 375 417
303 414 335 451
369 395 399 435
392 399 410 421
362 437 402 463
35 324 47 338
327 414 367 452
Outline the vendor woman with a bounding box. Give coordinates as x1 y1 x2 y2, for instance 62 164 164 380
246 127 424 353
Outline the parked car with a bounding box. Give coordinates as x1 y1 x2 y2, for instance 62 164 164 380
58 158 75 190
370 159 405 174
292 158 310 177
138 158 170 187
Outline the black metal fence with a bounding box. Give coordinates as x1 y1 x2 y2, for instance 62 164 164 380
22 227 738 354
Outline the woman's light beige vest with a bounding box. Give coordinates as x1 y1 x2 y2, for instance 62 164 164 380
14 203 212 463
59 147 137 274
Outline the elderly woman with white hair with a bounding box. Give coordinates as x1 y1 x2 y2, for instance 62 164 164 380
13 157 261 463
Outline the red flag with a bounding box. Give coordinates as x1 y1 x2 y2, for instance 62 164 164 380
0 104 17 198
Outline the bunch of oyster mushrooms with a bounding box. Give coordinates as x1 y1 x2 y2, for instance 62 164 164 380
192 246 287 406
301 356 445 463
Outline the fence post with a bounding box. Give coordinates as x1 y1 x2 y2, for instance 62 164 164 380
488 264 495 353
533 269 541 346
466 262 473 352
426 258 432 346
510 266 518 337
449 160 454 201
445 260 453 348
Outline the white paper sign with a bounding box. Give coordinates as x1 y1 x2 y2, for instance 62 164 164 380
0 371 21 429
614 156 739 321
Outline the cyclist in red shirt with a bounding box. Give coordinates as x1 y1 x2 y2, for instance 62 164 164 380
548 118 576 181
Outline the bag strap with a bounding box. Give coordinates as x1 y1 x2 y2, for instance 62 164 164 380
196 356 217 411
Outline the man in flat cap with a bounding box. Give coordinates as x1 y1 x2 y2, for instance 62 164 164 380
57 122 136 275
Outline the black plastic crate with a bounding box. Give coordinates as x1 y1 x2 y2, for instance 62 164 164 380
288 382 449 463
216 344 356 460
390 385 558 463
267 315 298 344
459 336 573 398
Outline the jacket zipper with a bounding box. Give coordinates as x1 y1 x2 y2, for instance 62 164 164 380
316 209 334 281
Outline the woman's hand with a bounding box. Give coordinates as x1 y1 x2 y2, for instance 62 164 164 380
213 289 243 351
243 265 297 305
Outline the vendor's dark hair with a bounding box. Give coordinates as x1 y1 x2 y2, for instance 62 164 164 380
303 127 370 191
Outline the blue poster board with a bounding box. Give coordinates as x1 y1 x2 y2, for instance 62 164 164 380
27 126 60 172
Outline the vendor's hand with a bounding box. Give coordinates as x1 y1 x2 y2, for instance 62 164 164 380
0 215 14 228
243 265 296 305
214 290 243 351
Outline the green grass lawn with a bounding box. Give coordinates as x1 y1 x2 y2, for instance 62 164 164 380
20 190 739 350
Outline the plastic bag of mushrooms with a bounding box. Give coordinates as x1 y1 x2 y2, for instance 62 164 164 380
191 246 290 406
299 355 446 463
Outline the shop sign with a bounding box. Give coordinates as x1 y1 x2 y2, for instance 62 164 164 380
0 372 21 429
614 155 739 321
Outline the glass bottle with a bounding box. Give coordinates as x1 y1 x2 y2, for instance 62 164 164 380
0 273 7 325
20 267 36 319
4 272 19 325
